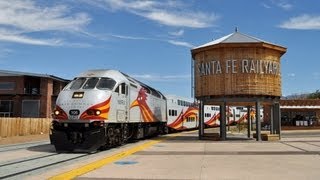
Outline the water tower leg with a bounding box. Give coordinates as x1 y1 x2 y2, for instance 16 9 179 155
247 106 251 138
198 100 204 139
270 105 274 134
273 102 281 139
256 101 261 141
220 102 227 140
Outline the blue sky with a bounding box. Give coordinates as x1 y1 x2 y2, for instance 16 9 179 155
0 0 319 97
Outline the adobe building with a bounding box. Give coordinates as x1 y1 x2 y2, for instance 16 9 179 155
280 99 320 126
0 70 69 118
191 30 287 141
258 99 320 128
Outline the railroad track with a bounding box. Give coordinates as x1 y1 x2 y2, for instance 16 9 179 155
0 138 150 179
0 141 95 179
0 141 49 153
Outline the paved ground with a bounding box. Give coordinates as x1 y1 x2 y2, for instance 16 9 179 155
2 129 320 180
48 129 320 180
0 134 48 145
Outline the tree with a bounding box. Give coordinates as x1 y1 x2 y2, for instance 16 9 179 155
307 90 320 99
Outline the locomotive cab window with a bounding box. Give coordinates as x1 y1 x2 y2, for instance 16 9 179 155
96 78 116 90
83 77 99 89
69 78 86 90
115 83 127 95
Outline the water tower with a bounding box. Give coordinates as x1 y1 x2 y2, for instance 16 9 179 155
191 30 287 140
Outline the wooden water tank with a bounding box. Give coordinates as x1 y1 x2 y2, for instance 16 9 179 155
191 31 287 98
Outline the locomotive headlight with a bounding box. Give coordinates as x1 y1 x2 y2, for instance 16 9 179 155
86 109 101 116
54 110 60 116
72 92 84 98
95 110 101 116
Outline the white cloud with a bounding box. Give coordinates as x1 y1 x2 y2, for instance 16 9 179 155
0 33 63 46
261 3 271 9
0 0 91 46
263 0 293 10
279 14 320 30
169 29 184 37
0 48 13 59
131 73 191 82
271 0 293 10
276 2 292 10
105 0 160 11
107 33 193 48
139 10 217 28
287 73 296 77
108 34 150 40
167 40 194 48
87 0 218 28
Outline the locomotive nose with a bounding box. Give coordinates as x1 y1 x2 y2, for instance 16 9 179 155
78 90 112 120
54 90 112 121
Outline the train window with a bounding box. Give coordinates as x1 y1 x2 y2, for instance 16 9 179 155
150 89 161 98
169 109 177 116
121 83 127 95
114 83 126 94
83 77 99 89
130 83 137 89
70 78 86 90
97 78 116 90
212 107 219 111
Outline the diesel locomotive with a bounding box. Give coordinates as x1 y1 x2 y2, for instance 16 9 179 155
50 69 167 152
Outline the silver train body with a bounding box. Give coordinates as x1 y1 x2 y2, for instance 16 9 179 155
50 69 167 152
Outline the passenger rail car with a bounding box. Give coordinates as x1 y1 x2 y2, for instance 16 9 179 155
166 95 217 131
50 69 167 152
166 95 199 131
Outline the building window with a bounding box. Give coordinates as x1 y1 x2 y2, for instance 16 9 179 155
0 82 15 90
22 100 40 117
0 100 13 117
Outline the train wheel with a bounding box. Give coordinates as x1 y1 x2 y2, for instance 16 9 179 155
114 128 123 146
123 124 129 143
163 126 169 134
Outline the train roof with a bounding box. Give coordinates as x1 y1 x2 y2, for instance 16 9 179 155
165 94 194 102
77 69 123 79
77 69 166 99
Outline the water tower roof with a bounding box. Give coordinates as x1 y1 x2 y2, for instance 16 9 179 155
192 31 285 50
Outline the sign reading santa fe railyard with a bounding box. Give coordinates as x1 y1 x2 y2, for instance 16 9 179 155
197 59 280 76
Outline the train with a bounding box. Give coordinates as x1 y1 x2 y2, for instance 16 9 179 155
50 69 260 152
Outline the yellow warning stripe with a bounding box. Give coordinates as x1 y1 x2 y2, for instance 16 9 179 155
49 134 180 180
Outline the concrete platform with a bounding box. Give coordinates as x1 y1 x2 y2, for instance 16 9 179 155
51 130 320 180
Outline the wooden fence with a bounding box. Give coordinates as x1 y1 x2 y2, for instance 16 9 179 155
0 118 51 138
